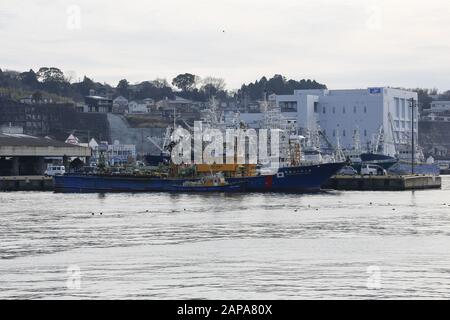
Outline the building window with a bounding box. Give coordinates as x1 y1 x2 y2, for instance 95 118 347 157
333 129 336 137
323 107 326 114
343 107 346 114
364 106 367 113
353 106 357 113
364 129 367 137
314 102 318 113
401 99 406 118
279 101 297 112
333 107 335 114
395 98 400 117
343 129 346 137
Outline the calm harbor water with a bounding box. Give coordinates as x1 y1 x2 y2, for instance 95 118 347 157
1 177 450 299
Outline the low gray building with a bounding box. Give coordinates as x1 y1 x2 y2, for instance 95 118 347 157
0 133 91 176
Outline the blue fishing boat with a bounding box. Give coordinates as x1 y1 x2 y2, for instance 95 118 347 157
53 162 345 193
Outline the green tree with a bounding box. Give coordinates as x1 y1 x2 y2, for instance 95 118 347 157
172 73 197 92
238 75 326 101
152 78 169 88
20 69 39 87
116 79 130 97
201 76 226 98
412 88 434 112
36 67 68 94
37 67 65 83
439 90 450 101
77 76 96 96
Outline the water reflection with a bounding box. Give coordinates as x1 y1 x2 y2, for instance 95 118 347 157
0 177 449 299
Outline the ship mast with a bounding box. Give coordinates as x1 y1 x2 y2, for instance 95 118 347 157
335 127 345 162
352 125 361 153
409 98 416 174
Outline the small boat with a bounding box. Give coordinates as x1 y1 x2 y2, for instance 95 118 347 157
388 144 439 175
358 152 398 171
388 161 440 176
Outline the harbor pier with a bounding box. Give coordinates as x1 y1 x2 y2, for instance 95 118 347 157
323 175 441 191
0 176 53 191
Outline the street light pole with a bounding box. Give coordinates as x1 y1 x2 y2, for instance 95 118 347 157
409 98 415 175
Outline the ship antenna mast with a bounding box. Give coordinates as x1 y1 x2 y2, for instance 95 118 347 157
409 98 416 174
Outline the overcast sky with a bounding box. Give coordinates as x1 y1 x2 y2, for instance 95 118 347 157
1 0 450 90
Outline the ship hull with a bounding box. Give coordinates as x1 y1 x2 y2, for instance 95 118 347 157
360 153 396 162
351 153 398 172
351 160 398 172
54 162 345 193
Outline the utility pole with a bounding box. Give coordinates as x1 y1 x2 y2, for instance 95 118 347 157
409 98 415 175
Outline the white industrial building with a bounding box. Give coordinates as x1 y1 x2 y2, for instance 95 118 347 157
238 87 418 157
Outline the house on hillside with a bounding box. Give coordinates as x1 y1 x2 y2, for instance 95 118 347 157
75 102 88 112
421 101 450 122
19 95 34 104
157 96 201 123
128 98 158 114
85 95 113 113
128 100 149 114
19 94 54 105
156 96 198 112
112 96 129 114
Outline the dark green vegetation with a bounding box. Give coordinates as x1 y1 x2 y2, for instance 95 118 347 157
0 67 327 104
1 67 448 112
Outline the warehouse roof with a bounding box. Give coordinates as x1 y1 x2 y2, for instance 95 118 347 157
0 133 91 157
0 133 78 147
